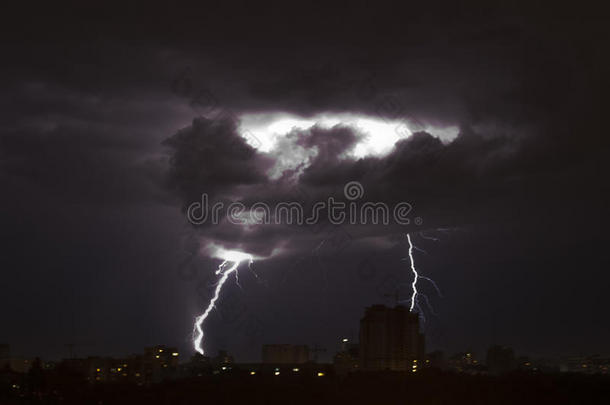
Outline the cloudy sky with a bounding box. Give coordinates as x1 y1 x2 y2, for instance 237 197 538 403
1 2 609 361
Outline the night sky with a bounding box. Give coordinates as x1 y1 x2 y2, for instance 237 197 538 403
1 2 609 362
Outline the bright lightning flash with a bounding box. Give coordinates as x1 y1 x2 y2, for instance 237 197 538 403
192 248 253 355
406 234 418 312
402 233 441 321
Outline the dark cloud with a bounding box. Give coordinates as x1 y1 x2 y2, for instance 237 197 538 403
163 117 274 205
162 113 607 261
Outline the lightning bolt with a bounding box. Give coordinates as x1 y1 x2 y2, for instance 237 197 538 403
402 233 441 321
406 234 418 312
192 249 253 355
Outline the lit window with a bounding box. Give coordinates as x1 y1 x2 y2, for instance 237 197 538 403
292 368 299 372
172 352 179 357
250 371 256 375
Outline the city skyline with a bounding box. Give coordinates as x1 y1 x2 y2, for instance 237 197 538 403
2 303 607 402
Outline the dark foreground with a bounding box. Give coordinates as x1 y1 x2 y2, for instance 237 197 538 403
2 371 608 404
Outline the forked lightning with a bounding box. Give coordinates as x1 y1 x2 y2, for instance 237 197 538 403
192 249 253 355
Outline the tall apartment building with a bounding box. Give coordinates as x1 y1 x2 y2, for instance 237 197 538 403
359 305 424 371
